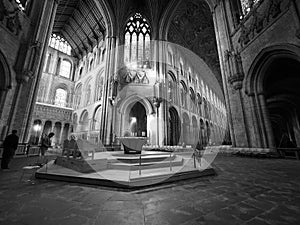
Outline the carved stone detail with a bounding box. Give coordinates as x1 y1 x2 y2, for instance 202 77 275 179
0 0 23 36
117 67 149 85
238 0 283 48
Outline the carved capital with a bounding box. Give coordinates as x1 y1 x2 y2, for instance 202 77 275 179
16 70 33 84
228 72 244 84
228 73 244 90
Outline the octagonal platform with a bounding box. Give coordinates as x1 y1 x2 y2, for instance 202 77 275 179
35 150 216 189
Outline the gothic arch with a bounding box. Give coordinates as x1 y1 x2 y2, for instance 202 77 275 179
118 94 153 116
245 44 300 95
159 0 217 39
92 0 115 37
159 0 222 87
0 49 12 117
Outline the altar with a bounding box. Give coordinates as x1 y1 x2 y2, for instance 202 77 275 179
117 137 148 154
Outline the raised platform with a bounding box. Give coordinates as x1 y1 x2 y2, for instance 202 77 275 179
35 150 216 189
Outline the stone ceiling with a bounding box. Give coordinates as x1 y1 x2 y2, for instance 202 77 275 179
167 0 222 87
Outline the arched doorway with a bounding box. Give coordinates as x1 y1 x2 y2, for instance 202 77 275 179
129 102 147 137
264 58 300 148
246 45 300 149
168 107 180 146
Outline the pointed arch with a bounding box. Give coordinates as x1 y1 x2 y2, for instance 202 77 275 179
0 50 12 117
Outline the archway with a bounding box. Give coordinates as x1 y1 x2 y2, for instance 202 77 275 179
43 121 52 135
0 50 11 123
129 102 147 137
200 119 205 146
264 58 300 148
182 113 190 145
206 121 210 146
246 45 300 149
167 107 180 146
79 110 89 134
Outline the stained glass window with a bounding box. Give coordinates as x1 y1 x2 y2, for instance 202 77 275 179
240 0 261 17
124 13 151 65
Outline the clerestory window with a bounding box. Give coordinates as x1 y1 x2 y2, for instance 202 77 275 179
124 13 151 65
49 34 72 55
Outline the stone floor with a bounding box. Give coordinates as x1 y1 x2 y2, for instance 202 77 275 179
0 153 300 225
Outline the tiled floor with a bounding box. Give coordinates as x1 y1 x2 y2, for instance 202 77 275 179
0 153 300 225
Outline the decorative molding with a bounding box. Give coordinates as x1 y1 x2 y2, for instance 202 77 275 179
0 0 23 36
117 67 150 85
238 0 284 48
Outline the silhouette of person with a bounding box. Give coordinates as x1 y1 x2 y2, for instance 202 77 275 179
1 130 19 169
69 135 81 159
40 132 54 160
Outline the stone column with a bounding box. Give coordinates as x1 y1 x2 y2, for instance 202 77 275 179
100 36 117 145
59 122 65 144
10 0 60 142
212 2 236 146
258 93 276 150
227 49 250 147
248 93 265 147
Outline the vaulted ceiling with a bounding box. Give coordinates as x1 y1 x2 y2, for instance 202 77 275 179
53 0 106 58
167 0 222 86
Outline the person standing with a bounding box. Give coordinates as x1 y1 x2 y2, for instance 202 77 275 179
1 130 19 170
69 135 81 159
40 132 55 160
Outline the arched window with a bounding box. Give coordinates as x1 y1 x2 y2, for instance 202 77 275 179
60 60 72 78
180 61 184 77
37 85 46 102
197 93 202 116
124 13 151 65
78 67 83 80
49 34 72 55
180 81 187 108
74 84 82 109
95 73 104 101
80 110 89 132
54 88 67 107
92 106 102 130
167 72 177 104
85 81 92 106
189 88 196 112
89 58 94 71
102 49 106 62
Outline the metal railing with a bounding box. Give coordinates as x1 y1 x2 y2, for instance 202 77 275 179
0 143 40 158
133 150 202 175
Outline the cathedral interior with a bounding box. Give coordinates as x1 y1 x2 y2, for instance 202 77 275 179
1 0 299 152
0 0 300 224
